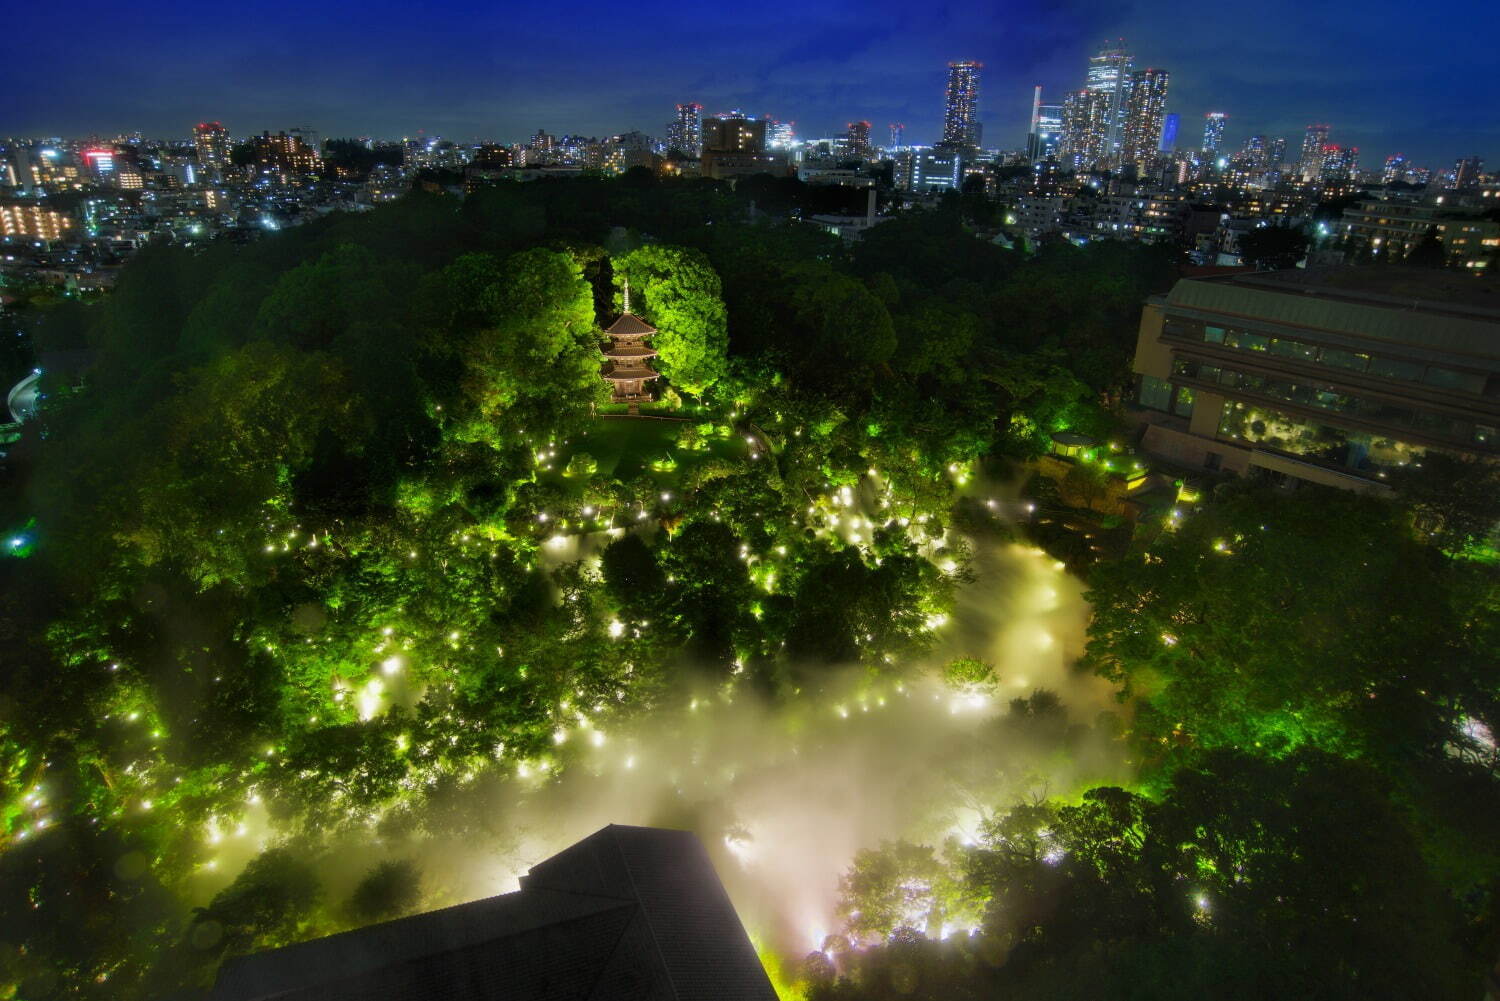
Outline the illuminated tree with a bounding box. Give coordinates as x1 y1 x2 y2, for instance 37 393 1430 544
613 245 728 395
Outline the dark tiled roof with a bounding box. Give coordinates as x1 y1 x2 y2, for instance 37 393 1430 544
605 314 657 336
207 825 776 1001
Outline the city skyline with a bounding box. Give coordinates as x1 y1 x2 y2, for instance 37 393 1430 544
3 0 1495 167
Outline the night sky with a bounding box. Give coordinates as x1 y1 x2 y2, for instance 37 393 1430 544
6 0 1495 167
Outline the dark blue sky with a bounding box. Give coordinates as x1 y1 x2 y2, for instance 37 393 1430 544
6 0 1495 168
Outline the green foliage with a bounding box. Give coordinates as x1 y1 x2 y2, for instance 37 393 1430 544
346 858 422 923
1084 486 1482 758
1387 450 1500 552
941 657 995 693
1237 224 1310 270
832 750 1474 1001
614 244 729 394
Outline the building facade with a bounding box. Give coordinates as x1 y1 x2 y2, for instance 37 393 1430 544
193 122 230 173
0 201 74 241
1130 268 1500 492
1120 68 1169 172
667 103 704 157
940 61 982 153
1085 40 1133 155
1201 112 1227 154
1297 124 1331 181
1060 88 1110 169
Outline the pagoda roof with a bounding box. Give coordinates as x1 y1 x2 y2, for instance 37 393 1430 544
606 313 657 336
602 362 660 382
603 344 658 359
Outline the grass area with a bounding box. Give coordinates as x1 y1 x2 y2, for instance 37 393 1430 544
543 416 749 493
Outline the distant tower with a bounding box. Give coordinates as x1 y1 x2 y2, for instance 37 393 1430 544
1452 155 1483 190
600 283 659 415
940 61 982 153
667 103 704 157
1201 112 1227 154
1059 88 1110 169
1267 136 1288 168
1028 92 1063 161
1382 153 1408 184
888 122 905 149
1120 68 1169 171
194 121 230 172
844 120 873 158
1086 40 1133 155
1298 124 1331 181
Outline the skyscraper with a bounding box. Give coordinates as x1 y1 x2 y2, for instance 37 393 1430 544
666 103 703 157
767 120 797 150
1027 89 1063 161
888 123 905 149
1319 144 1358 183
1120 68 1169 171
1085 40 1133 155
1059 88 1110 169
843 120 873 159
1298 124 1330 181
194 121 230 171
1201 112 1227 154
1243 135 1267 169
1268 136 1288 168
1383 153 1408 184
940 61 982 152
1452 155 1483 190
1158 113 1179 153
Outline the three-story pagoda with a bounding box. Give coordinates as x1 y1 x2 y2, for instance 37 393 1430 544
600 306 659 414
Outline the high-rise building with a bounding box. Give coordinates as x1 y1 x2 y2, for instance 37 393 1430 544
1452 155 1484 190
888 123 905 149
767 120 797 150
1027 89 1063 161
1201 112 1227 154
1268 137 1288 168
1085 40 1134 155
703 115 766 154
940 61 982 152
1059 88 1111 169
1298 124 1331 181
1382 154 1408 184
250 131 321 176
701 114 784 179
842 121 873 159
1320 144 1358 184
666 103 703 157
1120 68 1169 171
1158 113 1180 153
1243 135 1267 169
193 122 230 172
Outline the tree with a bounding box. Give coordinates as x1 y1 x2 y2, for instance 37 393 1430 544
613 245 729 394
191 848 325 958
346 859 422 923
838 841 959 941
1405 227 1448 268
1388 451 1500 551
1237 225 1309 270
1081 485 1473 761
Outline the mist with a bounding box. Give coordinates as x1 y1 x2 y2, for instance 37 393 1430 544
348 539 1125 959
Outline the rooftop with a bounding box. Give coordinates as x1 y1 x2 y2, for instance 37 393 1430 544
209 825 776 1001
1167 267 1500 362
1211 266 1500 318
606 313 657 336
